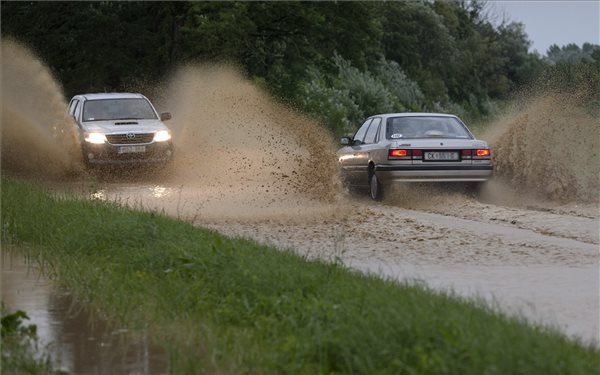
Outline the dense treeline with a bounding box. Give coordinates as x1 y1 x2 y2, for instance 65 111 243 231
2 1 598 135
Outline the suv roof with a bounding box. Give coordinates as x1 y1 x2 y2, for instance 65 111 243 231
75 93 146 100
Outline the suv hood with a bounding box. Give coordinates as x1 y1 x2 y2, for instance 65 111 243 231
81 119 168 134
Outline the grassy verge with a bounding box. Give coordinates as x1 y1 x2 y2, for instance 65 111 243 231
1 177 598 374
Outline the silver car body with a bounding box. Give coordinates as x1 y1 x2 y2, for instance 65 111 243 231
68 93 174 166
337 113 492 199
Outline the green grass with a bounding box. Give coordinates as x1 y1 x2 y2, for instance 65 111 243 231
1 177 598 374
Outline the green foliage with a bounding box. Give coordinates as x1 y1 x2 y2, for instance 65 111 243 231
1 309 36 340
0 2 187 96
1 306 64 375
535 43 600 109
546 43 600 65
333 54 397 117
1 1 595 137
2 177 599 374
374 58 425 110
2 3 539 104
497 22 545 88
298 67 363 136
299 55 426 136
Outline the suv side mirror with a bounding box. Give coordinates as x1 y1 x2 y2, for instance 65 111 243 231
340 136 352 145
160 112 172 121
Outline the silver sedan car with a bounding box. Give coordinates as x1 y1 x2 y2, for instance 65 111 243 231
337 113 493 200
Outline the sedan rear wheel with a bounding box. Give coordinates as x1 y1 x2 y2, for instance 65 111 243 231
369 172 383 201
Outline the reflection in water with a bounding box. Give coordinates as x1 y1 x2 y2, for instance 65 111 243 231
90 189 107 201
1 250 169 374
149 185 172 198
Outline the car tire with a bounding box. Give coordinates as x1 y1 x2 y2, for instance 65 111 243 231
369 172 383 201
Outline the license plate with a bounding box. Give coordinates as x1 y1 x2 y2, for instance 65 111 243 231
118 145 146 154
424 151 458 161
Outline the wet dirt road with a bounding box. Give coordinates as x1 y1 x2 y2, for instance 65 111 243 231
2 39 599 349
77 179 600 344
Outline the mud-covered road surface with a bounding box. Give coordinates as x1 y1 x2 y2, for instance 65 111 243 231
2 40 599 345
74 179 599 344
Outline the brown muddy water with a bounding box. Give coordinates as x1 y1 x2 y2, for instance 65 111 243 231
1 37 599 372
1 250 169 374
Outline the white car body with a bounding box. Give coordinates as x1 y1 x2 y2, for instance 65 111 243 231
337 113 493 200
68 93 174 166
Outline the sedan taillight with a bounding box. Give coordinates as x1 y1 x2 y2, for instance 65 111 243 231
474 149 491 159
461 149 491 159
388 149 411 160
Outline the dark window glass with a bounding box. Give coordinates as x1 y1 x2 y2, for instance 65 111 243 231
73 100 81 119
364 118 382 144
386 116 472 139
68 99 79 116
353 119 373 144
83 98 157 122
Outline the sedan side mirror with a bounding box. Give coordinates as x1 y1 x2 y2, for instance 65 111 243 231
340 136 352 145
160 112 172 121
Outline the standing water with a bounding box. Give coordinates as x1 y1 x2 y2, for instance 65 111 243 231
1 250 169 374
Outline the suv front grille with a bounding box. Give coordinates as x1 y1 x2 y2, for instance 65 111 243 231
106 133 154 144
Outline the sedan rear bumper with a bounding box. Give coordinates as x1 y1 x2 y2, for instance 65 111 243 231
375 164 492 182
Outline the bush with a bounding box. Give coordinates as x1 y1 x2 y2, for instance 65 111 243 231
299 54 426 136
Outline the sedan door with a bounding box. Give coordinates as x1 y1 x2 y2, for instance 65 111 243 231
338 118 372 186
353 117 382 185
339 117 382 187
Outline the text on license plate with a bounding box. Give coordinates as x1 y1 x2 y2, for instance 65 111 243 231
118 145 146 154
424 151 458 161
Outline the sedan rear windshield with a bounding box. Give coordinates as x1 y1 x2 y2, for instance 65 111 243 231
83 98 157 121
386 116 472 139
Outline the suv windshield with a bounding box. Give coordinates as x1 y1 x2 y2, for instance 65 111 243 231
83 98 157 121
386 116 472 139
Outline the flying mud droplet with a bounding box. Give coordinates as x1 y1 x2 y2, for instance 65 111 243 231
0 41 344 222
1 39 82 178
135 64 344 221
484 91 599 203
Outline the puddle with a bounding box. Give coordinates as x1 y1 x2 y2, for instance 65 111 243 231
349 260 600 345
1 250 169 375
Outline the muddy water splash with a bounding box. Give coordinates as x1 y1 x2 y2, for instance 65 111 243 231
485 92 599 203
1 40 343 221
1 40 82 177
133 64 343 221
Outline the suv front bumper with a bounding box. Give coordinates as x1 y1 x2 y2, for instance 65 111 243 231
82 141 174 165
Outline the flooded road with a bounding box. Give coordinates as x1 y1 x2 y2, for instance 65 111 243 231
350 262 599 342
2 38 599 368
75 180 600 345
1 250 169 375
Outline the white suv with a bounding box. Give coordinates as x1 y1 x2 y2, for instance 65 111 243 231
68 93 174 166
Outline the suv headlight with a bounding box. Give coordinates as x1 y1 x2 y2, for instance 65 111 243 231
153 130 171 142
84 132 107 144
